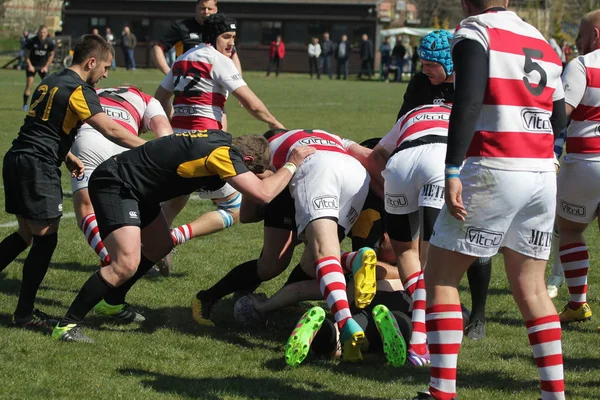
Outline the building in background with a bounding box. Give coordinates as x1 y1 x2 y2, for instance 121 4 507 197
1 0 63 33
61 0 414 72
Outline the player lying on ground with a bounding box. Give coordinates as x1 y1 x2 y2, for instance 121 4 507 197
51 131 314 342
70 85 172 320
154 14 284 274
0 35 146 332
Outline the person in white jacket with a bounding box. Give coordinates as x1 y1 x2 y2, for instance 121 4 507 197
308 37 322 79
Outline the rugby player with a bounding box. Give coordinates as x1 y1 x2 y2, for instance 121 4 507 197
0 34 146 331
417 1 567 399
70 85 172 319
52 132 314 342
367 104 450 366
22 25 54 111
383 30 492 341
154 14 283 275
554 10 600 324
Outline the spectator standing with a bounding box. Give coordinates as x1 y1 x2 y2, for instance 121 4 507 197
121 26 137 70
92 28 99 35
411 45 419 75
18 30 29 70
266 35 285 77
358 33 373 79
335 34 351 80
308 37 321 79
320 32 334 79
391 36 406 82
380 36 392 81
404 44 413 77
561 39 571 67
105 27 116 70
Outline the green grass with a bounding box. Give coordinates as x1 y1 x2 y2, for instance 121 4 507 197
0 68 598 400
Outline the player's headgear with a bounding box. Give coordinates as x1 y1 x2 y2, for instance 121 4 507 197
202 14 237 48
418 30 453 77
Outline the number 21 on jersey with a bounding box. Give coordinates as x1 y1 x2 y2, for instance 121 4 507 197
27 84 59 121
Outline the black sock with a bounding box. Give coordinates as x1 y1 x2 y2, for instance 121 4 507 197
14 233 57 318
62 271 114 325
199 259 261 301
284 264 313 286
0 232 29 273
467 257 492 322
311 318 338 355
103 255 155 305
23 93 29 107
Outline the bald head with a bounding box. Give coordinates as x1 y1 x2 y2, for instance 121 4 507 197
461 0 509 17
578 9 600 55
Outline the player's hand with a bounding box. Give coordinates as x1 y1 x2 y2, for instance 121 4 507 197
445 177 467 221
40 66 48 74
65 153 85 178
288 145 316 167
27 65 35 73
269 121 285 130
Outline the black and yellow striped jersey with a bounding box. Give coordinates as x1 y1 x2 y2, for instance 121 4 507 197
115 130 249 204
10 69 103 166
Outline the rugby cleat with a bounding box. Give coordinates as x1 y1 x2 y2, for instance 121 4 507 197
546 274 564 299
351 247 377 309
94 300 145 323
406 346 431 367
559 302 592 323
413 391 456 400
191 293 215 326
340 318 365 362
285 306 326 367
155 249 174 277
52 323 94 343
13 309 57 333
465 318 486 340
373 304 406 366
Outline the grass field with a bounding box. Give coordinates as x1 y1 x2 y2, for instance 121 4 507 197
0 68 598 400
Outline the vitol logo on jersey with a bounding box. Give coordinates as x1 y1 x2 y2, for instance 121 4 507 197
560 201 586 217
521 109 551 132
103 106 131 122
412 112 449 123
298 137 339 147
465 227 503 248
386 194 408 208
312 196 338 210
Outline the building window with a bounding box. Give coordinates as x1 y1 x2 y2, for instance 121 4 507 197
240 21 261 45
90 17 107 28
261 21 282 45
331 23 351 42
284 22 305 45
307 23 326 41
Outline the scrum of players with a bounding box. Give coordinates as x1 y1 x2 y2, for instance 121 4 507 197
3 0 600 398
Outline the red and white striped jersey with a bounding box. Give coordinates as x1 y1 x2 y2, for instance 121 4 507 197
267 129 355 169
160 44 246 131
562 49 600 160
79 86 165 136
378 104 450 154
454 10 564 172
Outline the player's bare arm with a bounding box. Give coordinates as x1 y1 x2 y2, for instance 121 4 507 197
148 115 173 138
152 45 171 75
65 152 84 178
24 49 34 73
239 169 274 223
347 143 372 170
365 144 390 199
41 51 54 74
227 146 314 203
86 112 146 148
232 86 284 129
232 52 243 75
154 86 174 120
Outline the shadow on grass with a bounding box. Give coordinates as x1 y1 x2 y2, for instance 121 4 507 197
118 368 384 400
9 258 100 274
485 311 523 327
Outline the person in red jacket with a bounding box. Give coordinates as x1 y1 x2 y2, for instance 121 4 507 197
266 35 285 77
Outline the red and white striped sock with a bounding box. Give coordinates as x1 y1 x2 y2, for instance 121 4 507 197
559 243 589 309
526 315 565 400
409 271 427 355
404 270 420 297
81 213 111 267
426 303 463 400
316 256 352 330
171 224 193 246
340 251 358 273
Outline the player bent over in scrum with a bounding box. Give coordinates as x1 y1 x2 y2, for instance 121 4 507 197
70 86 172 320
52 131 314 342
417 3 567 399
367 104 451 366
265 129 372 361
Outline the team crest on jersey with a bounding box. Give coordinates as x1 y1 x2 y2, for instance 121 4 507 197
433 98 445 105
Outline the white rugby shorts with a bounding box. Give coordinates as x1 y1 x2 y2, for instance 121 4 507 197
557 155 600 224
290 151 370 238
430 164 556 260
70 128 128 193
382 143 446 215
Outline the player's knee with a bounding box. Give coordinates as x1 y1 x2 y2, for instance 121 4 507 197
216 192 242 228
16 228 33 247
